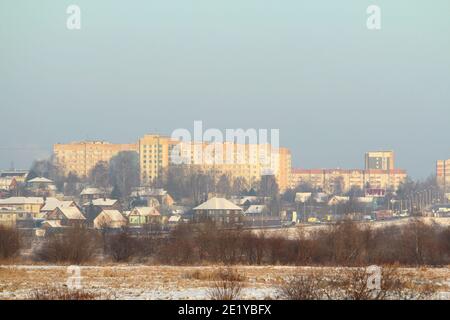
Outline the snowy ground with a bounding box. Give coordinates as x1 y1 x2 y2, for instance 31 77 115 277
263 217 450 239
0 265 449 300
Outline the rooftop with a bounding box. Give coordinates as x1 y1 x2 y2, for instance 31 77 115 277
194 197 243 211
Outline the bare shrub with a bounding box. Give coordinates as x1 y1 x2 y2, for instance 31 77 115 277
106 231 139 262
0 226 20 259
36 226 98 264
278 273 327 300
278 266 438 300
207 268 244 300
154 220 450 266
398 220 443 265
332 265 437 300
29 285 114 300
158 223 197 264
188 268 246 282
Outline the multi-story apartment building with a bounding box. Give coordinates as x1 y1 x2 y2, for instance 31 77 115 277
290 168 407 193
138 134 177 184
53 136 292 190
365 151 395 170
138 135 292 191
437 159 450 193
53 141 138 177
290 151 406 193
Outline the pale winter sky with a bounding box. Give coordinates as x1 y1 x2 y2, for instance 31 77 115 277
0 1 449 179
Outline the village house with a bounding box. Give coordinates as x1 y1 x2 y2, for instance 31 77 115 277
93 210 127 229
130 187 175 207
0 207 18 228
127 207 161 226
0 206 37 229
27 177 57 197
83 198 120 221
0 197 45 218
80 187 109 203
0 177 17 193
0 170 29 184
193 197 244 225
231 196 269 210
41 220 65 230
244 205 270 217
46 206 86 227
40 198 77 217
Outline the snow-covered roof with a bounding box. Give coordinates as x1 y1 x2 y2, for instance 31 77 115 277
130 188 168 197
129 207 160 217
231 196 262 205
41 199 74 212
28 177 54 184
0 170 29 178
168 215 181 222
0 197 45 205
95 210 126 223
42 220 63 228
80 187 104 196
84 198 118 207
57 207 86 220
245 205 267 214
194 197 243 211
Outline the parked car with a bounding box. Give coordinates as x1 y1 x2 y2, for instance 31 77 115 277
307 217 320 224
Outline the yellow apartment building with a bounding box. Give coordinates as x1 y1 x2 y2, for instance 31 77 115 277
365 151 395 170
138 134 177 185
290 168 407 193
53 141 138 177
437 159 450 192
53 136 292 190
138 135 292 191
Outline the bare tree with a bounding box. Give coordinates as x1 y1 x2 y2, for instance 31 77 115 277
231 177 249 195
88 161 110 194
109 151 139 200
64 172 81 196
106 230 139 262
36 226 98 264
216 174 232 197
29 158 65 191
0 226 21 259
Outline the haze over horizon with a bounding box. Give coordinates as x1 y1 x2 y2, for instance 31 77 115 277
1 1 449 179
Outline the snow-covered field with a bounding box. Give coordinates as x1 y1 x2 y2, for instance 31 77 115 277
0 265 449 300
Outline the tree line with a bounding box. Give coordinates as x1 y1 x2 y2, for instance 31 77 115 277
1 219 446 266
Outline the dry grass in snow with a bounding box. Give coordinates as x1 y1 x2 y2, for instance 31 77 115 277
0 265 449 300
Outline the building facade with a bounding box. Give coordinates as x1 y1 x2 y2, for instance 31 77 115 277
290 168 407 193
53 136 292 190
290 151 405 193
365 151 395 170
54 141 138 177
437 159 450 193
139 135 177 185
138 134 292 191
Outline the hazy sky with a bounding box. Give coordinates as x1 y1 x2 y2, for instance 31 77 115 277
0 1 449 179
